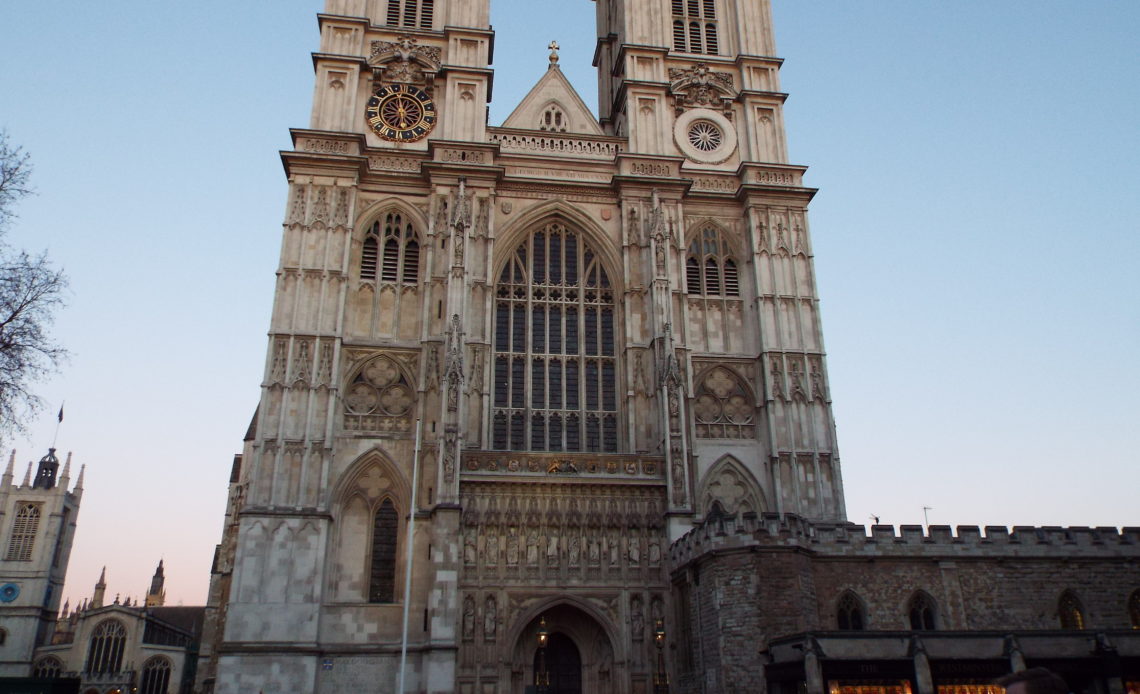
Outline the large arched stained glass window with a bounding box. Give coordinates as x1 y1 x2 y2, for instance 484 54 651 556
139 656 173 694
493 223 618 452
85 619 126 675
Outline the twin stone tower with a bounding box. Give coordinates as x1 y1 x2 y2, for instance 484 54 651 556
209 0 843 691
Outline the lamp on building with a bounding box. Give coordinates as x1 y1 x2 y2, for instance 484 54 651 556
653 618 670 693
536 616 550 693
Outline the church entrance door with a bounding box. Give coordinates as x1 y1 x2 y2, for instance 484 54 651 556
533 632 582 694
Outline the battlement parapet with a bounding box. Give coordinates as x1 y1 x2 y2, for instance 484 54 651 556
668 513 1140 569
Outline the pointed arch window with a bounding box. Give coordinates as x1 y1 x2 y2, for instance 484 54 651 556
6 502 41 561
369 499 399 603
362 212 419 284
1058 591 1085 630
493 223 618 452
672 0 719 55
33 657 64 679
540 105 568 133
686 227 740 297
386 0 433 29
140 656 173 694
85 619 127 675
907 592 937 630
837 592 866 631
1129 590 1140 629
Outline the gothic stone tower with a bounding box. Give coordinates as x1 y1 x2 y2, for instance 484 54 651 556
215 0 843 692
0 450 82 677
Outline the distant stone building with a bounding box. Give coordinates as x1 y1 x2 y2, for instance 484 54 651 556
185 1 1139 693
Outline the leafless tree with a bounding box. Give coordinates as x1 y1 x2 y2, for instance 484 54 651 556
0 130 69 438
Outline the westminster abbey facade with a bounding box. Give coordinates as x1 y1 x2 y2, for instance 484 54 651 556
197 1 1139 694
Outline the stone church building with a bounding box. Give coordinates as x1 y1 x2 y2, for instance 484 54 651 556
189 1 1140 694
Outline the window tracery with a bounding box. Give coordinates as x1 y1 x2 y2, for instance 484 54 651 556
361 212 419 284
33 657 63 679
686 227 739 297
672 0 719 54
5 502 41 561
1058 591 1085 629
907 592 937 630
139 656 173 694
493 222 618 452
344 355 415 433
85 619 126 674
539 105 568 133
693 367 754 438
836 592 866 631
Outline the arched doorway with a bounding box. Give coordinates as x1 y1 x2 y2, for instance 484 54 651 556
533 632 582 694
510 602 617 694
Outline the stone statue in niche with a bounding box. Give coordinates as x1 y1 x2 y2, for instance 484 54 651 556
654 236 666 276
649 539 661 565
628 537 641 565
485 532 499 564
588 537 600 564
609 529 620 567
568 535 581 566
484 595 497 641
526 529 539 566
651 596 665 623
631 595 645 640
464 534 476 564
546 531 559 566
506 528 519 566
462 595 475 639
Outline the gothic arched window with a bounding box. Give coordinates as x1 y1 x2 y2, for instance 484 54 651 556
33 656 63 679
386 0 433 29
1129 590 1140 629
369 499 399 603
493 223 618 452
539 105 568 133
686 227 739 297
139 656 173 694
85 619 127 674
907 592 937 630
836 592 866 631
671 0 719 55
1058 591 1085 630
343 355 415 433
5 502 41 561
362 212 419 284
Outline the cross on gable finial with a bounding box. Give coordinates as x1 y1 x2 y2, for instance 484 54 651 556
548 40 560 66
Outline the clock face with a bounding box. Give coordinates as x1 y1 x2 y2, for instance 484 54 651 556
365 84 437 142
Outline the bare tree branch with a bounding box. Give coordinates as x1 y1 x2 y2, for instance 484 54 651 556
0 130 34 232
0 131 68 439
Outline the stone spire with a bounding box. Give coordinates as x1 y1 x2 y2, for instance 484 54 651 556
21 462 32 487
2 450 13 488
146 559 166 607
74 464 85 494
92 567 107 609
58 452 72 490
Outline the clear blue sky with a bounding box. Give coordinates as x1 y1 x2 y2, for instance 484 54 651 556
1 1 1136 605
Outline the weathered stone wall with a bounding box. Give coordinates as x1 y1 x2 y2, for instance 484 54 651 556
669 514 1140 694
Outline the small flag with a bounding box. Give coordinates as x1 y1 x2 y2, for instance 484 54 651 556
57 405 63 423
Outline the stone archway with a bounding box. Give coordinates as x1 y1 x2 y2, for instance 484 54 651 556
509 602 618 694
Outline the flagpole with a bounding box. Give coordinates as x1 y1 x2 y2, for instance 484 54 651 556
397 419 423 693
50 402 64 448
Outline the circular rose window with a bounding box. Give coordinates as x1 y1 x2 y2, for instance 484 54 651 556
688 121 723 152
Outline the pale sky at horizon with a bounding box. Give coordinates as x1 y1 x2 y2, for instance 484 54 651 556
0 1 1136 607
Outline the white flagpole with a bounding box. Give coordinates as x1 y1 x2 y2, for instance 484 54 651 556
398 419 423 693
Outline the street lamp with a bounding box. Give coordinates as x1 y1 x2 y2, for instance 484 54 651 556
536 616 550 693
653 618 669 694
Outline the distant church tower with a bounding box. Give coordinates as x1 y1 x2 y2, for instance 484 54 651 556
214 0 843 691
145 560 166 607
0 450 82 677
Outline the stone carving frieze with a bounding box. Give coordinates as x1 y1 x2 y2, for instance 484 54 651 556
460 451 663 479
668 63 736 117
369 35 441 87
